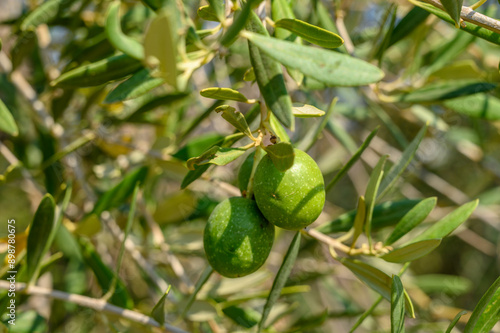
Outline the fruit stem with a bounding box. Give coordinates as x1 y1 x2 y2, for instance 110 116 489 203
245 145 264 200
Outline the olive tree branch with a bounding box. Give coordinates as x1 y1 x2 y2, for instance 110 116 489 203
0 280 188 333
418 0 500 34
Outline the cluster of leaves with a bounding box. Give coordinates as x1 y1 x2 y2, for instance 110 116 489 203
0 0 500 332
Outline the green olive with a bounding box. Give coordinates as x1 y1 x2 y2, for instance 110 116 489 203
253 149 325 230
203 197 275 278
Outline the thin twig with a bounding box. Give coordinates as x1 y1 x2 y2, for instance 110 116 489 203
419 0 500 34
335 10 355 54
0 280 188 333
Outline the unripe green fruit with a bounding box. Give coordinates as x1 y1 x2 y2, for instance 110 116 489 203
254 149 325 230
203 197 275 278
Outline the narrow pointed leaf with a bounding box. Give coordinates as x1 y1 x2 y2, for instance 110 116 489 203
200 87 249 102
187 146 247 170
318 199 423 234
269 113 291 143
220 0 262 46
341 259 414 315
215 105 253 138
325 127 379 193
144 8 178 87
292 103 325 118
391 275 405 333
446 310 468 333
263 142 295 172
20 0 77 30
364 155 388 237
241 32 385 86
378 125 427 200
440 0 463 27
412 200 478 243
106 2 144 60
182 266 213 316
381 239 441 263
274 18 344 48
443 93 500 121
91 166 148 216
151 286 171 325
350 196 366 249
27 194 56 281
0 99 18 136
298 97 337 152
247 12 294 129
393 81 495 103
387 6 430 48
104 69 164 103
259 232 301 331
385 197 437 245
464 275 500 333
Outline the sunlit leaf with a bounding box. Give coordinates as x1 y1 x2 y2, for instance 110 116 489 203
105 2 144 60
241 32 385 86
200 87 249 102
215 105 253 138
274 18 344 48
381 239 441 263
385 197 437 245
151 286 171 326
292 103 325 118
0 99 18 136
264 142 295 172
186 146 247 170
464 276 500 333
443 93 500 121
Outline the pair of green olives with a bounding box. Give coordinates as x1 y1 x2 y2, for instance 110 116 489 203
204 149 325 278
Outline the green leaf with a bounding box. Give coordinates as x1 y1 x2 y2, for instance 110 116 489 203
364 155 388 239
317 199 423 234
292 103 325 118
411 1 500 46
207 0 225 22
464 275 500 333
151 286 171 326
50 54 143 88
174 133 225 161
378 125 427 200
297 97 337 152
220 0 262 46
263 142 295 172
314 1 347 53
274 18 344 48
91 166 148 216
243 67 256 81
200 87 249 102
27 194 56 282
241 32 385 86
215 105 253 138
197 5 220 22
351 196 366 248
259 232 301 331
325 127 378 193
393 81 496 103
144 7 179 88
413 274 472 295
0 99 18 136
411 199 479 243
79 238 134 309
11 29 37 70
391 275 405 333
269 113 291 143
186 146 247 170
182 266 213 317
381 239 441 263
105 2 144 60
385 197 437 245
387 6 430 48
445 310 468 333
104 68 164 103
223 305 260 328
20 0 77 30
341 259 414 316
247 12 294 129
443 93 500 121
440 0 463 27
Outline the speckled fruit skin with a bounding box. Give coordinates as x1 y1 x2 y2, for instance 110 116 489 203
203 197 275 278
254 149 325 230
